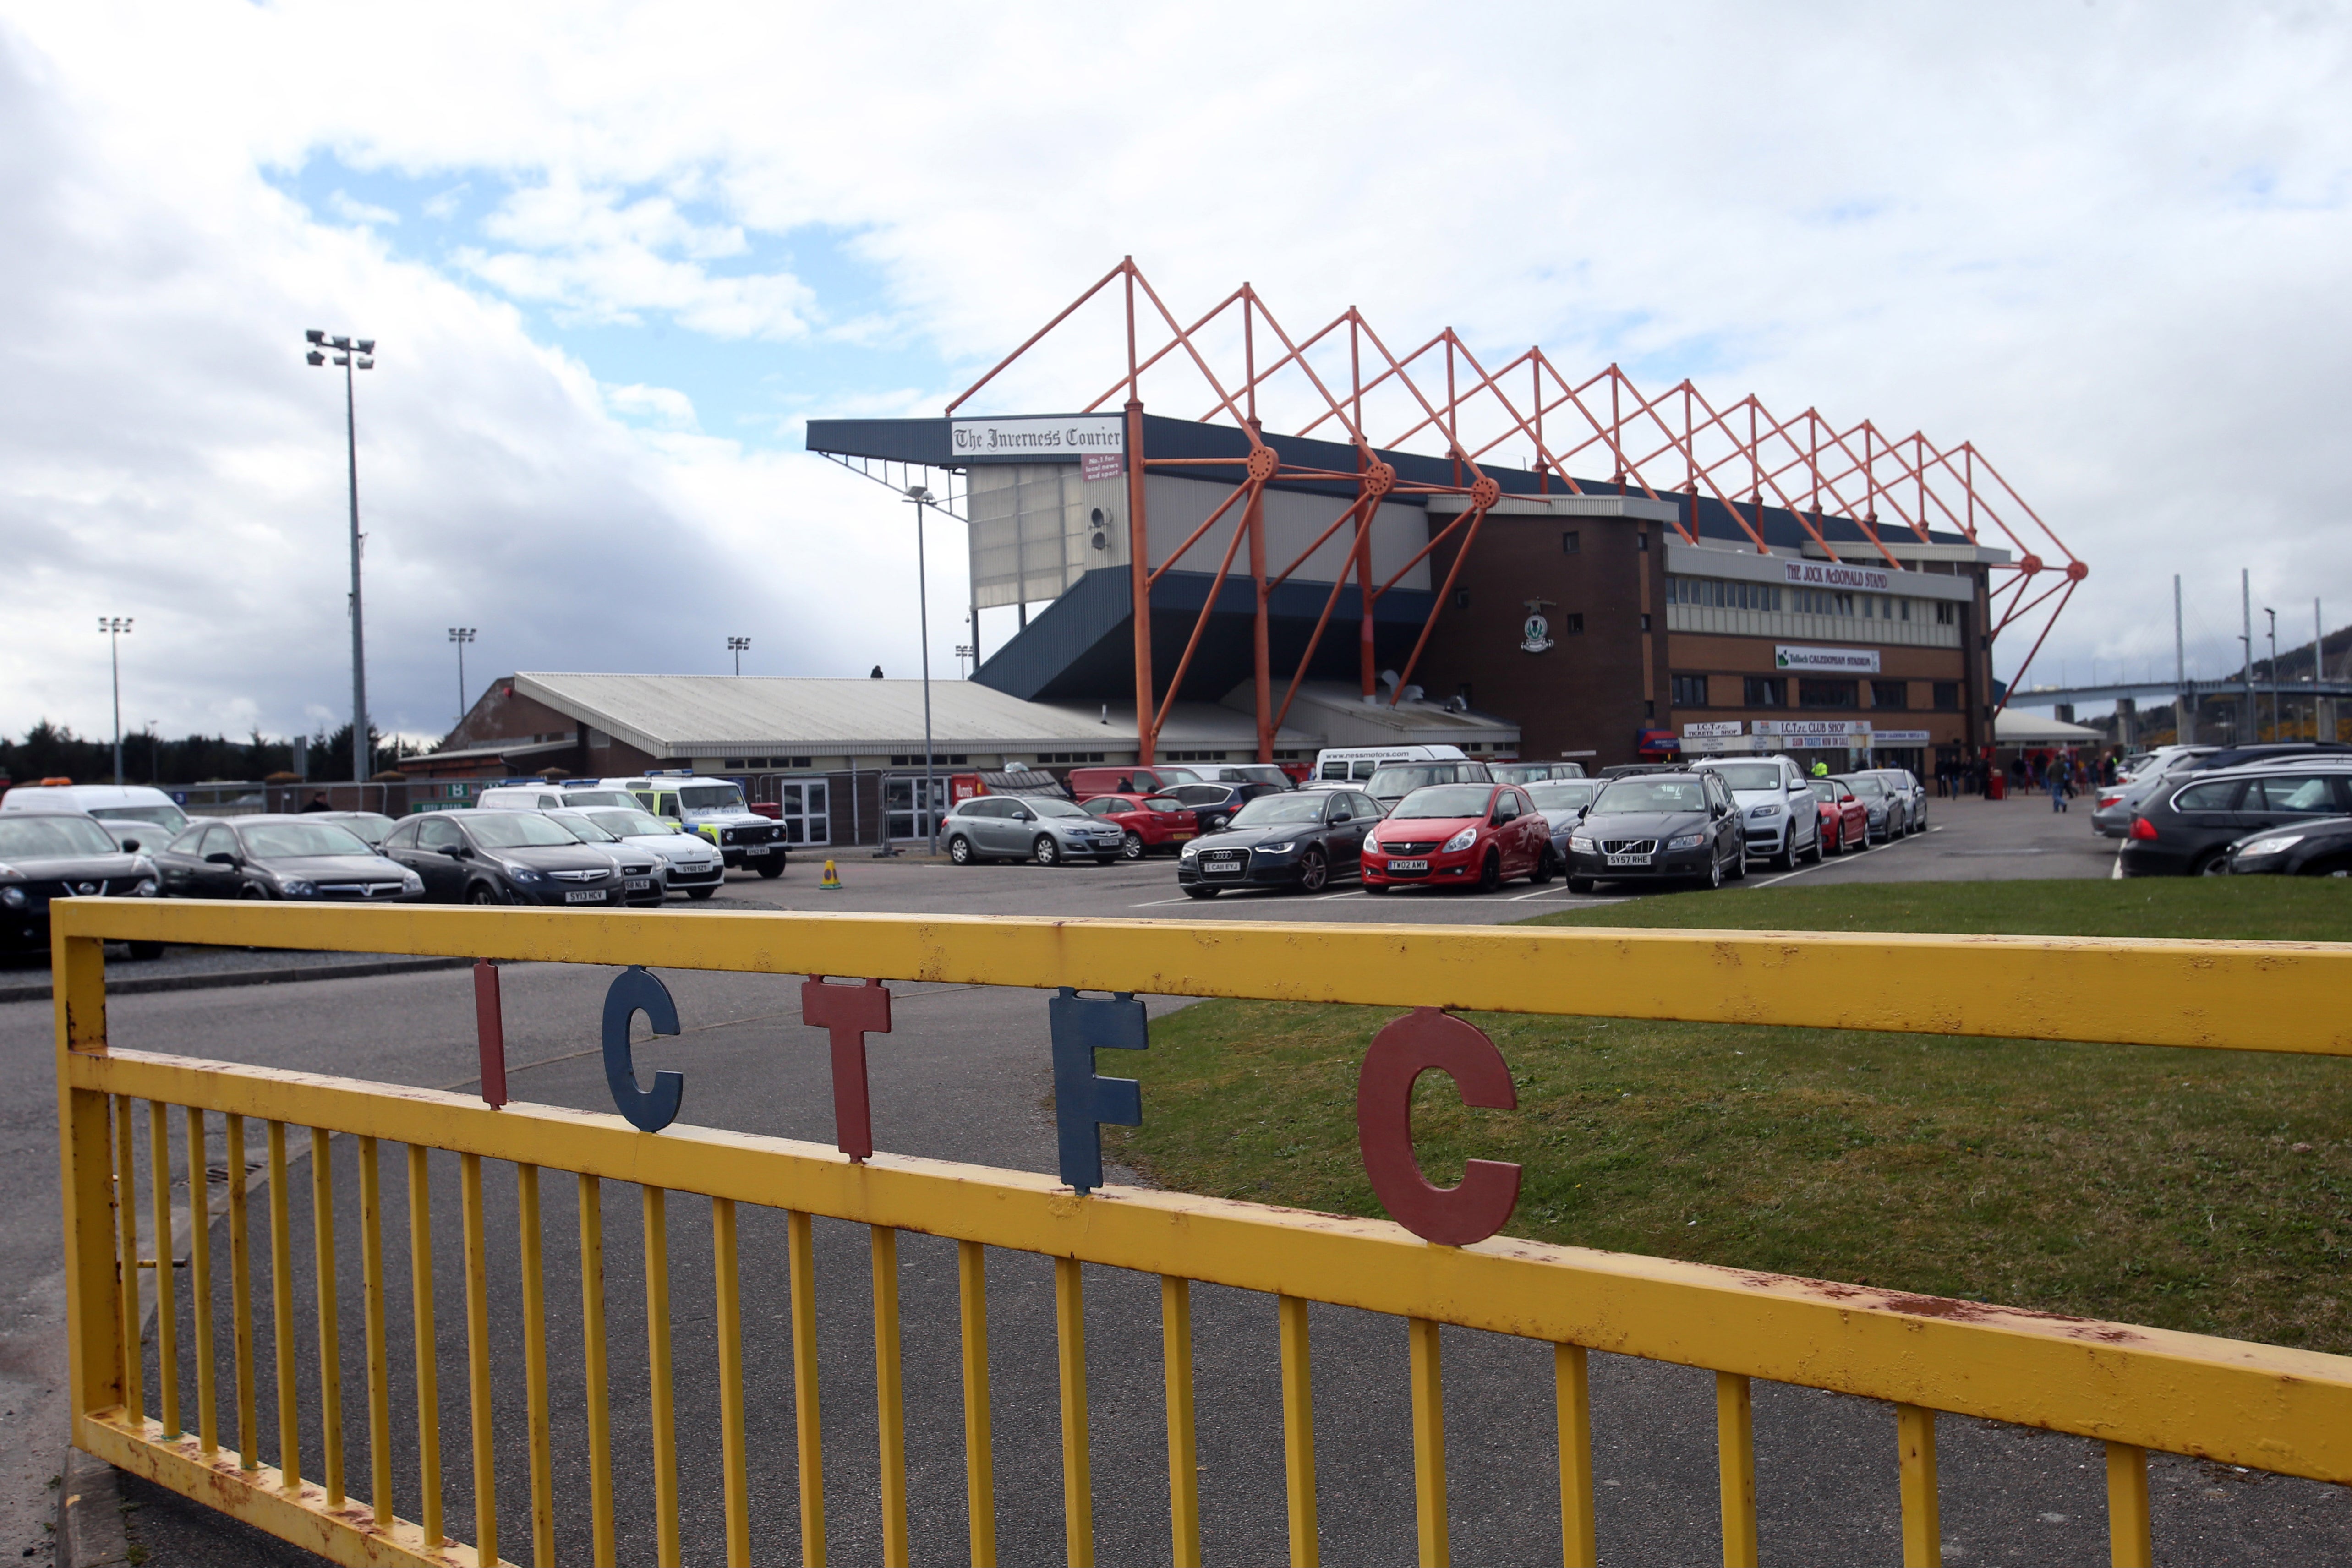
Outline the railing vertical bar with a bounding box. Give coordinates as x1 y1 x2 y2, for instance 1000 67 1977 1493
113 1095 142 1426
1055 1256 1095 1568
1408 1317 1449 1568
643 1185 681 1568
2105 1442 2152 1568
958 1241 997 1568
787 1209 827 1568
357 1135 391 1528
1553 1344 1595 1568
1278 1293 1319 1568
712 1197 751 1568
1160 1276 1199 1568
1897 1404 1941 1567
186 1104 216 1457
309 1128 343 1506
460 1153 497 1568
871 1225 910 1567
1715 1371 1758 1568
517 1165 554 1568
266 1120 299 1490
407 1143 443 1549
578 1175 615 1567
148 1100 179 1440
228 1113 256 1472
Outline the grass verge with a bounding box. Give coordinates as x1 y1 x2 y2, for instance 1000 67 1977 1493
1106 879 2352 1350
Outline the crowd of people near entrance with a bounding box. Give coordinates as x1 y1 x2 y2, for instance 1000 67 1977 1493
1930 749 2118 808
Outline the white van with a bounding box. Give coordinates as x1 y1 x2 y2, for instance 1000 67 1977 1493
0 784 188 852
1312 744 1470 784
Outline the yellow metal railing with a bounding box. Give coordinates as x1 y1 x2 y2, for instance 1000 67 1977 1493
49 899 2352 1568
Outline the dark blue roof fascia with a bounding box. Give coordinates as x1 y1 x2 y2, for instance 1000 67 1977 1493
808 415 1974 550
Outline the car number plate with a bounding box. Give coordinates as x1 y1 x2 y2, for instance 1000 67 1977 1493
625 879 653 891
1606 852 1651 867
564 889 608 903
1204 861 1243 876
746 845 776 856
1388 858 1429 872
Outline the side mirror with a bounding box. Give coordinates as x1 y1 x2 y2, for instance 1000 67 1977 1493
204 851 235 865
1331 810 1351 823
443 844 469 859
119 837 142 853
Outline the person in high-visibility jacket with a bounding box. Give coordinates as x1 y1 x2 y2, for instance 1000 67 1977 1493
1811 760 1830 778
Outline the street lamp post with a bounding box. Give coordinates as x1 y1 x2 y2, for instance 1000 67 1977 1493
98 618 131 785
727 636 751 677
2265 608 2278 742
306 329 376 781
448 628 476 733
905 486 939 854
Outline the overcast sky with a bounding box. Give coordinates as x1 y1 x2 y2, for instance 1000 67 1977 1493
3 2 2347 746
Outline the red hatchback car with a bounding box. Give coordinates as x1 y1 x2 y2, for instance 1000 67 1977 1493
1806 776 1870 856
1077 793 1200 859
1361 781 1554 893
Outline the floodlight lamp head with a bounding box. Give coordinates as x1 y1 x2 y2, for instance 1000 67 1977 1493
306 350 325 366
355 339 376 354
331 335 351 349
333 355 350 366
905 484 933 503
306 329 325 344
356 357 374 370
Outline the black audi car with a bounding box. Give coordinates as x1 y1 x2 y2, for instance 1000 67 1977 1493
380 809 645 906
1564 770 1746 892
2222 814 2352 877
0 809 164 960
153 816 427 903
1176 787 1384 897
2120 764 2352 876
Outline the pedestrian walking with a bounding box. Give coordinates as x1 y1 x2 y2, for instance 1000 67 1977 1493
2047 766 2068 812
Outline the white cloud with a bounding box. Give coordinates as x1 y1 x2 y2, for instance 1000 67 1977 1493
601 382 699 433
327 188 398 227
2 0 2349 741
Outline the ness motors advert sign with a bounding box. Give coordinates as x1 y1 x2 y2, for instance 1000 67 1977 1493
1775 644 1881 674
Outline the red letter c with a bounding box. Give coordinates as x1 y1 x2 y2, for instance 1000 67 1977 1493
1356 1008 1522 1246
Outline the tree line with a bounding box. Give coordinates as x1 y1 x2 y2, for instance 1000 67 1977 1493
0 720 426 787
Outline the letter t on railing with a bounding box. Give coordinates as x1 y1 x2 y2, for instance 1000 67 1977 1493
802 978 892 1161
474 961 507 1108
1050 989 1148 1195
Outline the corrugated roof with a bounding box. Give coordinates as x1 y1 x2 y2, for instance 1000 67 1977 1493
505 673 1318 757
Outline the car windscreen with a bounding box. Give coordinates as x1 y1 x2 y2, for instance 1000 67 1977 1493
1526 782 1597 811
562 790 640 809
463 814 582 848
584 808 671 838
1841 776 1885 798
1369 766 1451 797
325 813 395 843
238 822 372 858
1026 797 1087 819
1807 780 1840 803
1490 765 1550 784
1231 795 1328 827
1706 765 1785 792
0 816 121 859
1392 785 1494 819
677 785 745 812
90 805 189 830
548 813 618 842
1593 779 1709 814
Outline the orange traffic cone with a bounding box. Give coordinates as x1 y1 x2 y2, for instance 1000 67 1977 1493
820 859 842 891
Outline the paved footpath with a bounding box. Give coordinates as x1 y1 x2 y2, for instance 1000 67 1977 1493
5 800 2342 1564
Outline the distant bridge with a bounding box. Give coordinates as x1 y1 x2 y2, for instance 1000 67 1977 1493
2005 677 2352 708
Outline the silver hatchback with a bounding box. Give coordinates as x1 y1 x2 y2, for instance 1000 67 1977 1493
945 796 1126 866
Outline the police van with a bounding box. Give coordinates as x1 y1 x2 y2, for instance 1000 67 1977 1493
596 774 789 876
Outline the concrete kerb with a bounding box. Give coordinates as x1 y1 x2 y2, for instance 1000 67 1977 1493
54 1446 130 1568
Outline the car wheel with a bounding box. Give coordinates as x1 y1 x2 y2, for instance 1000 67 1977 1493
1772 837 1796 873
1705 852 1725 890
948 835 974 866
1528 848 1556 885
2195 852 2230 877
1121 831 1146 861
1825 823 1842 857
468 883 502 905
1805 827 1824 864
126 940 164 962
1298 847 1329 893
686 886 717 901
1476 849 1503 893
1728 846 1747 880
1184 885 1220 900
1034 835 1061 868
1567 875 1595 894
757 859 785 878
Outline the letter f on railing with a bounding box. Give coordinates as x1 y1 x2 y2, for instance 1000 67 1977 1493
1050 988 1148 1195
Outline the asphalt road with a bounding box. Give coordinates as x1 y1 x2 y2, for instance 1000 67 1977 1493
11 794 2341 1566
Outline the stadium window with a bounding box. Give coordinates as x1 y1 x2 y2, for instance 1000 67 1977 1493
1936 601 1957 625
1562 530 1581 554
1871 681 1909 709
1564 612 1585 634
1636 531 1649 551
1933 682 1961 710
1833 593 1854 616
1799 679 1860 709
1744 677 1786 708
1671 673 1708 706
1640 613 1652 631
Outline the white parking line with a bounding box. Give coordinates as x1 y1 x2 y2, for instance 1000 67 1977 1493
1750 820 1940 889
1128 896 1200 908
1509 883 1576 900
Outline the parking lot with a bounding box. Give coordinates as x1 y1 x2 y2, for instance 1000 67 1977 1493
29 791 2329 1568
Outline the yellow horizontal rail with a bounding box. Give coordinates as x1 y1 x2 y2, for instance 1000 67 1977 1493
50 898 2352 1056
73 1045 2352 1486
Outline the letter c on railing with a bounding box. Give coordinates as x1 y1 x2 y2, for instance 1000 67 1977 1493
602 965 684 1132
1356 1007 1521 1246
